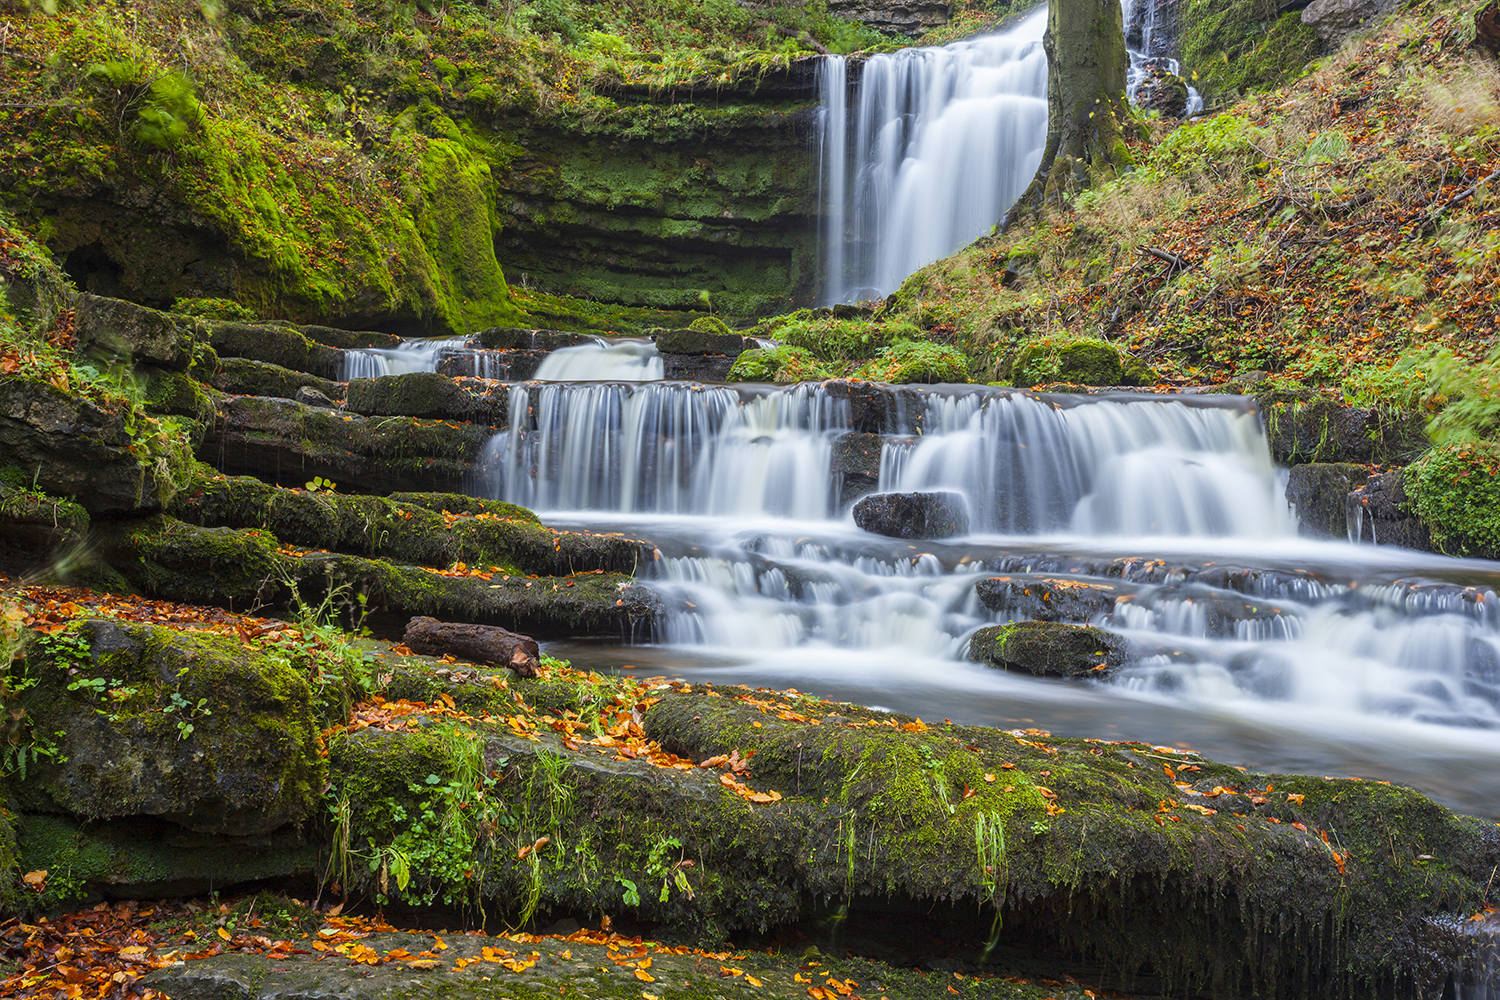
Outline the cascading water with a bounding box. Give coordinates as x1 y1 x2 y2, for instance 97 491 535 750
491 379 1500 821
340 337 469 380
816 10 1049 303
532 339 663 381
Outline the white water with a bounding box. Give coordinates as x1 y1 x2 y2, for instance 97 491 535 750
533 339 663 381
340 337 468 380
816 10 1049 303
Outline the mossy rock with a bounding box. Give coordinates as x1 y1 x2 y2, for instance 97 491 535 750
1407 444 1500 560
1056 340 1124 386
655 328 751 357
16 618 325 836
309 686 1500 993
103 515 289 604
73 294 204 373
293 551 659 639
386 492 541 524
210 357 344 402
169 471 649 576
687 315 733 337
138 366 217 425
0 801 22 918
968 621 1129 678
0 376 189 514
852 340 969 384
1180 0 1322 103
207 322 342 379
1284 462 1370 539
202 395 494 493
15 813 318 905
344 371 505 424
0 483 89 570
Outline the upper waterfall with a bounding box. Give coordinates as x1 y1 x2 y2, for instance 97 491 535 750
816 10 1049 304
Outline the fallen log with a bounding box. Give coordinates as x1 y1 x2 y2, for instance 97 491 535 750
403 616 541 677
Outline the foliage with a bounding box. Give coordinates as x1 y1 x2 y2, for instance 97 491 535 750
1408 442 1500 559
1400 345 1500 445
726 344 835 383
853 340 970 384
171 297 256 321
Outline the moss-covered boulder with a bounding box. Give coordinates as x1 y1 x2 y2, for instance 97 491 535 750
73 294 203 372
16 619 324 836
1400 448 1495 556
1056 339 1124 385
138 366 217 426
202 395 494 493
210 358 344 402
968 620 1129 678
0 376 191 514
1259 391 1427 466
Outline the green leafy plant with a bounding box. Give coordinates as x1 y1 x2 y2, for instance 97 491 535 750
305 475 338 494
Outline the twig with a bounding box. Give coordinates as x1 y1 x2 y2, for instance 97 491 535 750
1415 167 1500 237
1136 246 1192 271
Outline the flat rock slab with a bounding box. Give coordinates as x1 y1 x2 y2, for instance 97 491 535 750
144 930 1058 1000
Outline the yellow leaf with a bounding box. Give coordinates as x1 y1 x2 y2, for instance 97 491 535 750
634 969 656 982
217 927 232 941
406 959 440 970
746 974 764 987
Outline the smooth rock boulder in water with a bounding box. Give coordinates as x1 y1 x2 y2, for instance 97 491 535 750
403 616 540 677
1285 462 1370 538
969 620 1129 678
853 491 969 539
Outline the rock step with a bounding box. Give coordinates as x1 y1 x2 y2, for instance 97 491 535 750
170 472 656 578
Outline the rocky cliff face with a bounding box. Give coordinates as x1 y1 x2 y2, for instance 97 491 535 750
827 0 954 35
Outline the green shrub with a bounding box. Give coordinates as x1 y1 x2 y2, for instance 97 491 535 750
726 345 835 383
1399 346 1500 445
1146 113 1269 177
1408 443 1500 559
854 340 968 384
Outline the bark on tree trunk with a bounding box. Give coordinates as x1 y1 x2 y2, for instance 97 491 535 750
1004 0 1136 229
403 616 541 677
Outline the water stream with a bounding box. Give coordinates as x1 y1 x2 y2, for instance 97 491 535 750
462 374 1500 820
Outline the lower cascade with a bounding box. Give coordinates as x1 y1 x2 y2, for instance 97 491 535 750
486 382 1500 820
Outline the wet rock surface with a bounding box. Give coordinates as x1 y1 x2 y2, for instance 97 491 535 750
854 490 969 538
1347 469 1434 550
1285 462 1370 538
654 328 753 356
969 620 1129 678
345 370 508 424
660 352 737 381
975 575 1121 622
210 357 344 402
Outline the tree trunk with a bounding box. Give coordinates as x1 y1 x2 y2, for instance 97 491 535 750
1004 0 1135 228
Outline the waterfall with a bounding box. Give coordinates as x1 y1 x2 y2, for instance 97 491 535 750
479 385 1288 536
340 337 468 380
815 10 1049 304
533 340 663 381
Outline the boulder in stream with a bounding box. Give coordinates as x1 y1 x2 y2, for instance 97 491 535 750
1285 462 1370 538
969 620 1129 678
853 490 969 538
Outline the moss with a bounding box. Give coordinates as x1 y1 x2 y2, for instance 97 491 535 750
1056 339 1124 385
686 315 732 336
852 340 969 384
387 492 543 524
1407 443 1500 559
109 515 289 604
207 321 341 378
726 345 835 383
15 813 318 906
968 621 1127 678
138 366 216 424
211 357 343 401
17 618 325 836
1179 0 1322 104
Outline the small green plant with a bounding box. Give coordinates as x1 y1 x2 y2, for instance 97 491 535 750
305 475 338 494
645 834 692 903
615 875 641 907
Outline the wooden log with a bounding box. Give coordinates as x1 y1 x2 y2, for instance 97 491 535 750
403 616 540 678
